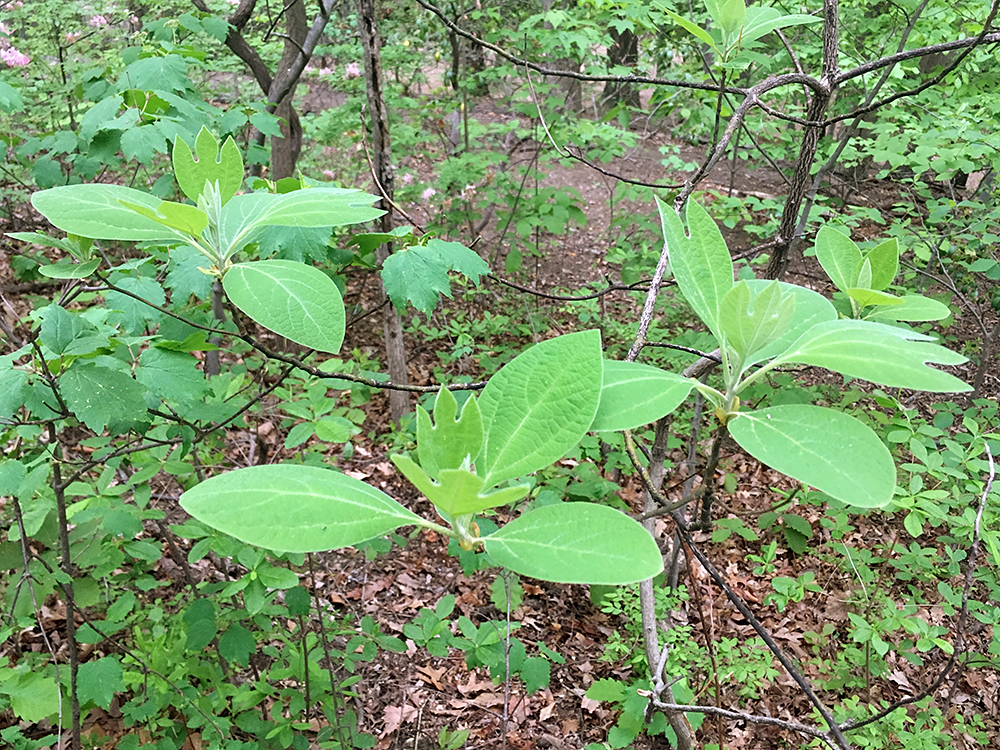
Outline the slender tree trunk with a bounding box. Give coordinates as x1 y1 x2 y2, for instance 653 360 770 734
269 0 307 178
359 0 410 423
602 27 640 112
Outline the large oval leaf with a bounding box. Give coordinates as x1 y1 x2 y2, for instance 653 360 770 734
32 184 182 241
180 464 423 552
485 503 663 584
591 360 693 432
866 294 950 323
728 405 895 508
223 260 346 354
772 319 970 392
477 330 603 487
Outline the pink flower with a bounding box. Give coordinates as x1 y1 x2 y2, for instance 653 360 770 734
0 22 10 35
88 14 108 27
421 187 436 201
321 169 335 179
316 67 334 77
65 31 81 43
461 183 477 200
401 173 414 185
344 62 361 79
0 47 30 67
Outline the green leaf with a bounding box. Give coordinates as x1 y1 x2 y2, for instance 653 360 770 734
219 624 255 666
218 189 381 259
348 226 415 256
390 455 529 516
4 671 59 722
416 387 483 478
180 464 424 552
717 0 746 37
739 7 819 46
136 348 208 403
728 405 895 508
485 503 662 584
119 199 208 236
772 319 970 392
521 656 551 693
61 363 150 433
172 127 244 205
0 81 24 112
39 303 89 355
866 295 950 323
591 360 694 432
77 656 124 710
381 245 452 313
477 331 603 487
120 125 168 164
586 678 627 702
741 280 838 365
106 274 165 335
425 238 490 283
663 9 717 49
846 287 902 308
720 280 795 363
223 260 345 354
815 226 862 295
184 598 217 651
863 238 899 291
31 184 182 242
657 197 733 341
116 55 189 92
38 259 101 279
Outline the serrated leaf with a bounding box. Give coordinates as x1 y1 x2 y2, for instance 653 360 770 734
5 672 59 722
116 55 189 92
136 348 208 403
865 294 950 323
417 387 483 478
61 363 149 433
223 260 345 354
728 405 895 508
348 226 415 256
425 238 490 283
521 656 551 693
656 197 733 341
31 184 183 241
591 360 693 432
0 81 24 112
77 656 123 710
587 678 628 702
39 303 89 355
815 226 862 295
477 331 603 487
180 464 424 552
184 598 217 650
106 275 165 334
772 319 970 392
121 125 168 164
165 244 214 300
219 624 255 666
485 503 662 585
173 127 244 204
381 245 452 313
257 224 332 264
391 455 528 516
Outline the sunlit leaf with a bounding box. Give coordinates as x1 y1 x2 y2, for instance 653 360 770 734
591 360 693 432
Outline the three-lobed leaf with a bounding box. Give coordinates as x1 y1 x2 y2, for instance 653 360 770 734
390 455 528 517
172 127 244 204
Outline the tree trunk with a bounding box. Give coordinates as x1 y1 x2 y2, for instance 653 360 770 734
602 26 640 112
358 0 411 424
269 0 307 178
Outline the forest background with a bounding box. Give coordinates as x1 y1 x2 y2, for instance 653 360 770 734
1 0 1000 749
